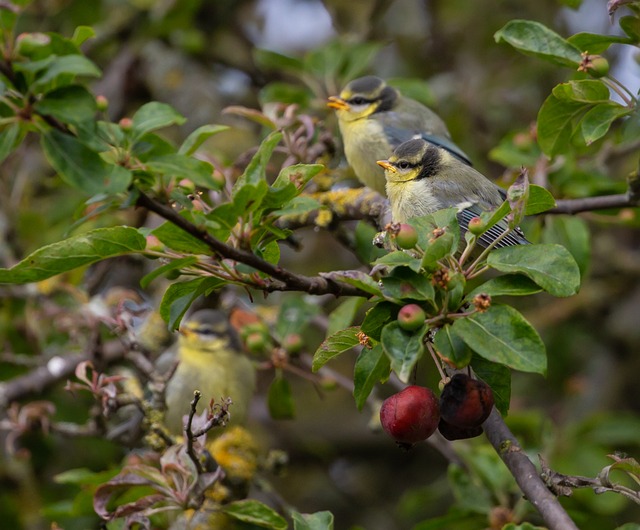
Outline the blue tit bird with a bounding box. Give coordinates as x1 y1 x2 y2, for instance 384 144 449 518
376 138 529 248
163 310 256 436
327 75 470 196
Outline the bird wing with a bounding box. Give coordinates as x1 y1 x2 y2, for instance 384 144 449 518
457 204 529 248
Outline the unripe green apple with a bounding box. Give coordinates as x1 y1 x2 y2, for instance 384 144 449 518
397 304 426 331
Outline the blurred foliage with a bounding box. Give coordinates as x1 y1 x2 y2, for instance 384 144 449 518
0 0 639 529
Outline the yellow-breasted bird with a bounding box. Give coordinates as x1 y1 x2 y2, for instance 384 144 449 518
327 75 470 196
163 310 256 436
377 138 529 248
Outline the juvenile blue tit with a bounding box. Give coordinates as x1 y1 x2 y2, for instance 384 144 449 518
163 310 256 436
377 138 528 248
327 75 470 195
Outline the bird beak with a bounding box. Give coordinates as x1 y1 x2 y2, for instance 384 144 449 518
327 96 350 111
376 160 396 173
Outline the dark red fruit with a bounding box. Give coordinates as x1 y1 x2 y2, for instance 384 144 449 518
380 385 440 447
440 373 494 428
437 418 483 441
397 304 426 331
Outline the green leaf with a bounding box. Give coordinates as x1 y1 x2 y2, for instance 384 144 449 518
380 321 426 383
34 85 97 127
0 227 145 284
409 208 460 268
146 154 216 189
542 215 590 278
361 302 395 342
553 79 610 103
466 274 542 299
327 297 365 337
320 270 382 297
487 244 580 297
223 499 288 530
272 163 323 189
448 464 494 514
140 257 198 289
373 251 422 272
267 375 295 419
537 94 588 156
494 20 582 67
0 122 21 164
312 327 360 371
291 510 334 530
567 32 632 53
620 16 640 42
433 325 472 368
41 129 131 195
159 277 224 330
275 296 320 340
381 267 435 303
233 131 282 193
353 345 389 411
131 102 186 141
272 196 322 217
71 26 96 47
151 219 211 255
452 304 547 374
502 523 546 530
471 355 511 416
178 124 229 156
580 103 631 145
525 185 556 214
253 48 305 75
32 54 101 91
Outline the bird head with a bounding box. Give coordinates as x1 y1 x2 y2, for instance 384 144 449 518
377 138 443 184
327 75 398 122
179 309 241 353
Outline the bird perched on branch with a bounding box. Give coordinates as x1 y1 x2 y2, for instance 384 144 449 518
377 138 529 248
327 75 470 196
163 310 256 436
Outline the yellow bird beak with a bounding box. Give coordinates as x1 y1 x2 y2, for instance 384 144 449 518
376 160 396 172
327 96 350 111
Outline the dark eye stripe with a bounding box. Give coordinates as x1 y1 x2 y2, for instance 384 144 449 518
394 160 416 170
348 96 373 105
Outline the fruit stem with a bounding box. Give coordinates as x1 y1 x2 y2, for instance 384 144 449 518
426 341 447 381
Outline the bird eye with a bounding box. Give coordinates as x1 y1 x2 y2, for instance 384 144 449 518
350 96 367 105
397 161 410 170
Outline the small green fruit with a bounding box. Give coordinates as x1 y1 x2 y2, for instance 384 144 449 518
588 56 610 78
282 333 303 354
395 223 418 249
245 331 268 354
467 217 485 236
119 117 133 131
397 304 426 331
145 235 164 252
96 95 109 111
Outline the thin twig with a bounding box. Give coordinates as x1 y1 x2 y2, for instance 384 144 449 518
483 408 579 530
135 191 372 298
185 391 204 474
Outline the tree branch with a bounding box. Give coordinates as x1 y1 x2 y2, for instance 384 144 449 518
135 191 372 298
548 193 637 214
547 170 640 215
0 341 125 408
483 408 579 530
